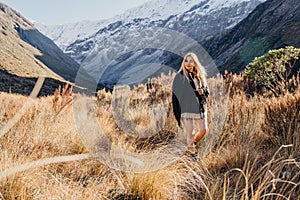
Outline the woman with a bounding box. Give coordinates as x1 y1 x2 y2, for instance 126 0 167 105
172 52 209 158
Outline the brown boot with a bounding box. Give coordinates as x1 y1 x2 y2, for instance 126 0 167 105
188 143 197 160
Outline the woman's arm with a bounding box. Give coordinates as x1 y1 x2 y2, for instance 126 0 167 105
172 75 182 126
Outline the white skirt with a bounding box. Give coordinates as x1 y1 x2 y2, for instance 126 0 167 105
181 110 206 119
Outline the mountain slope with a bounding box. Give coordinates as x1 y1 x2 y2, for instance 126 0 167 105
0 3 79 82
204 0 300 73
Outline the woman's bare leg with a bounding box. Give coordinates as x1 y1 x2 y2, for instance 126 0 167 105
181 118 195 153
194 118 207 143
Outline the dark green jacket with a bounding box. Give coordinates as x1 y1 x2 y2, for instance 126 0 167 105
172 71 209 126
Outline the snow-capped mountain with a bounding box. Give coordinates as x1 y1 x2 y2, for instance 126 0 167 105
37 0 205 51
115 0 203 23
38 0 264 53
36 20 108 52
38 0 266 89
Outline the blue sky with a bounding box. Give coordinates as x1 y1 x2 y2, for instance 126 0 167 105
1 0 150 25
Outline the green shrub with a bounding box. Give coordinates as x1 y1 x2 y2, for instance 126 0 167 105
245 46 300 96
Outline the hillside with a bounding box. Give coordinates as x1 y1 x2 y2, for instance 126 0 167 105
0 3 80 95
204 0 300 73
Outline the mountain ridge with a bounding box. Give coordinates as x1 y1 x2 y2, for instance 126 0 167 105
203 0 300 73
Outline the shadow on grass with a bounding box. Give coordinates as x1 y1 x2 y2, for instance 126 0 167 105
0 69 64 96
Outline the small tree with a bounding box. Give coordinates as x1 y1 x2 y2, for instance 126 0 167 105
245 46 300 96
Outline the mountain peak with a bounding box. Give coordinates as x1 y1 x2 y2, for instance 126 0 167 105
113 0 201 22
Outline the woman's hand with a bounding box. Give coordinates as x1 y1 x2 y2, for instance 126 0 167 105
197 89 204 95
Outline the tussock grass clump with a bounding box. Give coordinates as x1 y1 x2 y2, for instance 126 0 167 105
263 88 300 153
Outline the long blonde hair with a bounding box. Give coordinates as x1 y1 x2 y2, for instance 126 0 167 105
178 52 208 88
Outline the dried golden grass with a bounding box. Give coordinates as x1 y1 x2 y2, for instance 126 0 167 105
0 72 299 199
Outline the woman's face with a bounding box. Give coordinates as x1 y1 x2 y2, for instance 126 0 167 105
184 56 195 72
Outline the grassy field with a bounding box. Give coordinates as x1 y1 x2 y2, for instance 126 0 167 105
0 73 299 199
